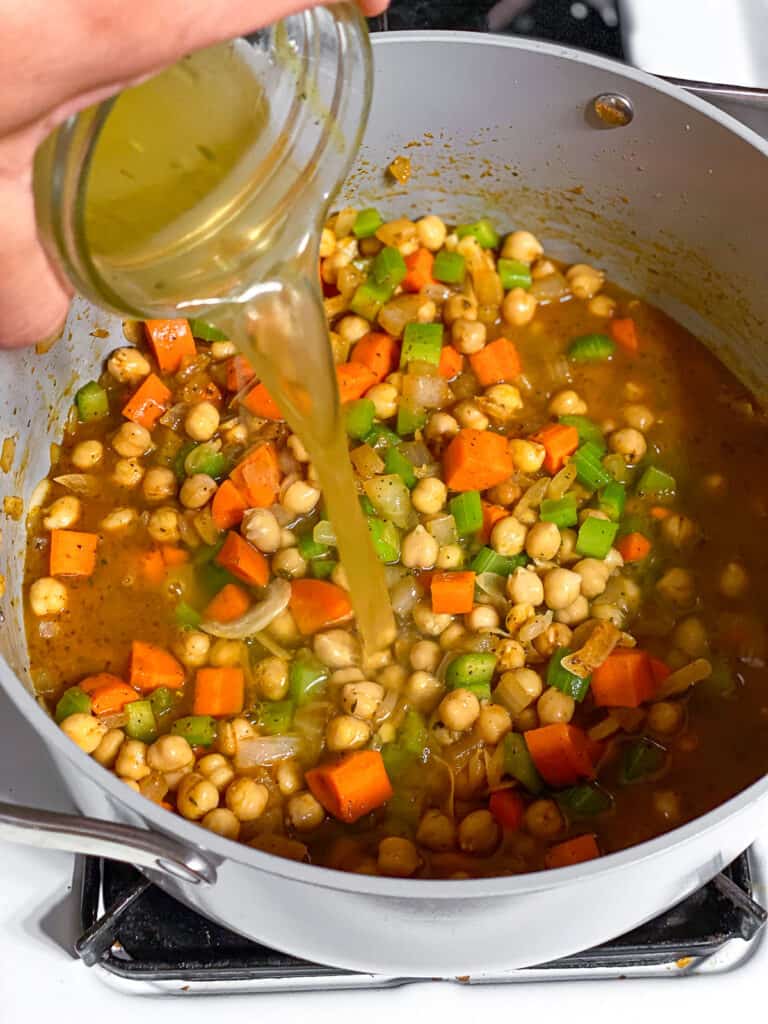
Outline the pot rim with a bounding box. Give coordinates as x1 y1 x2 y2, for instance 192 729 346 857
7 29 768 900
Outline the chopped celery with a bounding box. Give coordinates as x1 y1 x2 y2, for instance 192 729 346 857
636 465 677 499
572 442 613 490
558 415 606 452
619 738 667 784
445 652 496 699
497 258 532 291
576 517 619 559
449 490 483 536
396 399 427 437
55 686 91 723
399 710 429 757
603 452 633 483
599 480 627 521
349 279 393 321
359 494 377 517
384 446 417 488
381 743 411 778
75 381 109 422
171 715 217 747
353 207 383 239
289 650 329 706
260 699 295 734
503 733 543 794
311 558 336 579
470 547 529 575
196 559 237 600
367 517 401 562
456 218 499 248
433 250 466 284
363 424 401 450
149 687 175 718
172 440 197 481
188 319 228 342
184 442 230 480
567 333 616 362
372 246 407 288
174 602 202 629
547 648 591 702
400 322 443 367
540 494 578 528
125 700 158 743
298 534 329 560
695 657 737 699
557 784 613 819
345 398 376 440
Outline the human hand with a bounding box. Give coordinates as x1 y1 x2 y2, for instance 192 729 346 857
0 0 388 348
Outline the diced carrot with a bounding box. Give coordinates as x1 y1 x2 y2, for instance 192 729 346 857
431 571 476 615
122 373 171 429
79 672 130 695
229 443 280 508
215 531 269 587
438 344 464 380
591 649 657 708
480 501 508 543
443 428 514 492
649 506 672 520
524 724 595 787
529 423 579 474
306 750 393 824
336 362 378 403
468 337 521 387
50 529 98 577
402 248 435 293
89 680 140 716
610 317 639 354
129 641 185 693
545 834 600 869
489 789 524 831
193 667 245 717
161 545 189 568
211 479 248 530
649 657 672 686
616 532 652 563
203 583 251 623
143 319 196 374
226 354 256 393
289 579 353 635
243 381 283 420
139 548 166 585
351 333 399 383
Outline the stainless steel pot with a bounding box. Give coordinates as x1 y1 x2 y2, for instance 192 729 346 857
2 32 768 977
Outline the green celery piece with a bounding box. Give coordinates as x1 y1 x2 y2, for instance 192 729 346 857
184 442 230 480
349 279 393 321
297 534 329 560
503 733 543 794
174 602 202 629
150 687 176 717
558 415 606 452
289 651 329 706
456 218 499 248
497 258 532 291
619 738 667 784
567 333 616 362
188 319 228 342
363 424 401 450
75 381 109 422
617 513 652 540
367 517 401 563
470 547 529 575
171 715 217 747
399 710 429 758
381 743 412 778
345 398 376 440
173 440 197 481
432 250 466 284
446 653 497 695
125 700 158 743
602 452 633 483
359 494 376 517
396 398 427 436
372 246 407 288
557 784 613 819
695 657 737 700
547 648 591 702
636 465 677 499
311 558 336 579
196 559 237 600
540 494 578 528
449 490 483 536
599 480 627 521
353 207 383 239
400 322 443 367
384 446 417 488
572 442 613 490
55 686 91 723
575 516 619 559
260 700 295 735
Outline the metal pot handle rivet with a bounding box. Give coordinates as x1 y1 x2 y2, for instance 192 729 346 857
592 92 635 127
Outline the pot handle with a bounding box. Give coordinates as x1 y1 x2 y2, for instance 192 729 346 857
0 800 217 885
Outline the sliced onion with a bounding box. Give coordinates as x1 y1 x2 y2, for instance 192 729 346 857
399 440 432 469
373 687 399 724
514 477 549 523
201 578 291 639
402 373 449 409
100 710 128 730
38 620 58 640
655 658 712 699
548 463 578 500
292 701 333 762
139 772 170 804
390 575 423 618
270 503 295 528
350 443 384 479
253 630 290 659
475 572 508 611
158 402 186 429
423 282 451 303
53 474 100 497
364 474 412 528
530 270 569 304
562 620 620 677
235 734 303 770
379 294 432 337
425 513 458 547
518 611 553 643
313 520 337 546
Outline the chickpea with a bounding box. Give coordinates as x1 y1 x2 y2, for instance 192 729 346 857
202 808 241 840
431 545 460 572
656 567 695 607
661 514 699 549
622 403 655 431
376 664 405 690
491 516 527 557
496 638 526 671
401 525 439 569
184 401 220 442
524 798 563 838
208 340 235 360
147 506 181 544
653 789 681 823
465 604 500 632
197 753 235 791
121 779 141 793
458 809 500 855
604 547 624 571
438 689 480 732
43 495 81 531
515 707 539 732
481 384 523 423
112 457 145 489
588 294 617 317
452 317 486 354
378 836 421 877
526 521 561 561
89 728 125 770
443 294 478 326
412 602 453 636
537 686 575 726
268 608 300 644
508 567 544 607
506 602 535 634
719 561 749 599
417 809 456 852
286 434 310 463
341 681 384 719
29 577 67 616
548 389 587 417
147 735 194 773
501 230 543 264
336 314 370 344
439 622 467 651
609 427 646 463
557 529 579 564
477 703 512 744
272 761 302 799
170 629 209 672
566 263 604 300
502 287 537 327
71 439 104 470
453 400 489 431
59 713 106 754
416 214 447 251
532 623 572 660
543 568 581 611
177 473 216 510
404 670 444 712
115 739 151 781
425 410 459 444
177 773 220 820
555 595 589 626
142 466 177 502
509 439 546 475
319 226 336 258
493 668 543 716
648 701 684 735
407 641 438 675
208 639 245 668
282 480 320 516
107 346 151 383
222 777 268 822
487 478 522 507
243 658 286 706
673 616 709 658
366 382 398 420
239 508 280 554
100 507 138 533
113 422 152 458
272 547 308 579
286 791 325 832
574 558 611 599
326 715 371 752
331 563 350 591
